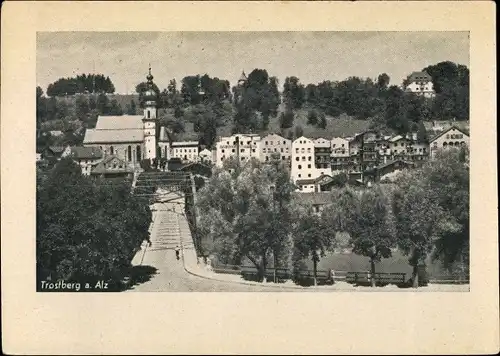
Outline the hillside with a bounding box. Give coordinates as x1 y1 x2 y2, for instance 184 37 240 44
50 94 466 145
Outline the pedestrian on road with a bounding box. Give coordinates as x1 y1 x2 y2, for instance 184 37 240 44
175 246 180 260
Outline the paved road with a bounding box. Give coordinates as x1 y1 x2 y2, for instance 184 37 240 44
127 191 295 292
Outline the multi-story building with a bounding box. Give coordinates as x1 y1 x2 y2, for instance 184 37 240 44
170 141 200 163
260 133 291 163
314 138 332 174
330 137 351 174
404 71 436 98
214 133 261 167
291 136 316 182
429 125 469 158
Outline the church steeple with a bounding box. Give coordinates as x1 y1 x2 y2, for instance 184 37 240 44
142 66 158 161
238 70 247 86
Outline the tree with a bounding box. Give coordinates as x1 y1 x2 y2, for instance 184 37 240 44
293 206 335 286
279 108 295 129
37 158 152 289
197 159 296 282
283 76 305 109
307 109 318 126
349 186 396 287
125 99 137 115
391 149 469 287
317 111 327 129
416 121 429 144
294 125 304 139
181 75 201 105
377 73 390 90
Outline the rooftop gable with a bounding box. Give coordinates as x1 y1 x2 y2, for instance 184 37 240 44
429 125 469 143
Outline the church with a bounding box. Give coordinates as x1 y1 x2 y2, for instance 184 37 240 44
83 68 170 168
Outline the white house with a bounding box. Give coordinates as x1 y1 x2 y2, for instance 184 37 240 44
429 125 469 158
405 71 435 98
214 134 261 168
170 141 199 163
291 136 317 182
260 133 291 163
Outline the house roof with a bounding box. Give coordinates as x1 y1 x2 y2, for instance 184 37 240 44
389 135 406 143
94 115 143 130
296 178 317 185
70 146 103 160
172 141 199 147
292 192 334 206
408 71 432 83
48 146 66 154
377 159 414 170
261 133 290 142
429 125 470 143
314 138 331 148
91 155 133 174
83 128 144 144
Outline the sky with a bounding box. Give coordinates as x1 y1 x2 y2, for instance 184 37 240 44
37 31 469 94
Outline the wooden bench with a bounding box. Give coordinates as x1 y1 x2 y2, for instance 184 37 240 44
346 271 406 286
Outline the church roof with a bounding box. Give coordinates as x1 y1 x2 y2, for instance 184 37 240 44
94 115 144 130
238 71 247 82
69 146 103 160
83 128 144 144
84 115 145 144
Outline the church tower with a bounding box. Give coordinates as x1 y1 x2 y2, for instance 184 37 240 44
142 66 158 161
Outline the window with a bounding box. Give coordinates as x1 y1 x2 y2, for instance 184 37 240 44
298 174 302 178
252 149 256 153
128 146 132 161
222 149 225 153
298 165 302 169
282 156 285 160
301 148 305 153
241 149 245 153
283 141 286 145
443 142 448 147
295 157 299 161
308 156 311 161
136 146 141 161
265 141 268 145
232 149 235 153
274 148 277 152
308 174 311 178
295 148 299 153
446 134 450 139
302 156 305 161
266 156 269 161
307 164 311 168
281 148 284 152
394 143 398 147
307 148 311 153
110 146 114 155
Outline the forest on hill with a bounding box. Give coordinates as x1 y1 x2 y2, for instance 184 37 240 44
36 61 468 151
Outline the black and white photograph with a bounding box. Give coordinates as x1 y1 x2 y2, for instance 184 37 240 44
35 31 471 292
